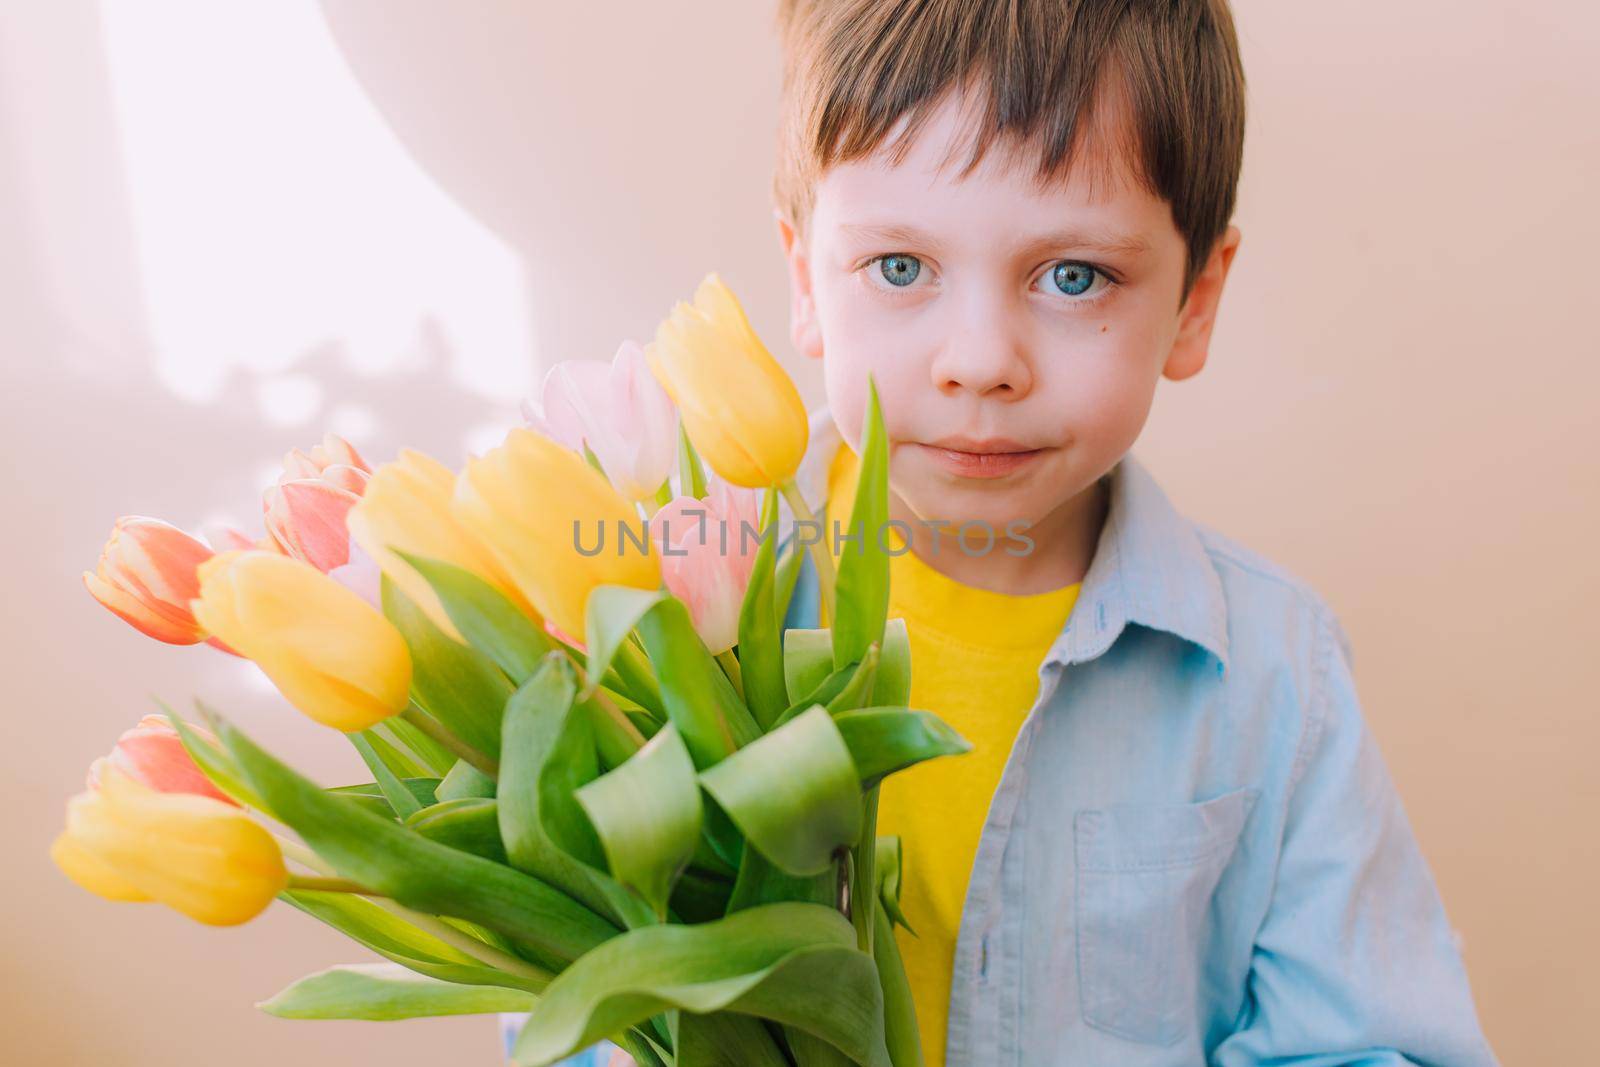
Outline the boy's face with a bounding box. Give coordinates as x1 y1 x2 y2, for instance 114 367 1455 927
778 86 1240 546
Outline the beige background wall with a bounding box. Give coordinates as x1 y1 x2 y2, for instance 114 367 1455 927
2 1 1594 1062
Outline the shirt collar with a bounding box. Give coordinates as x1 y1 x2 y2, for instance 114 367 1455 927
786 406 1230 674
1054 450 1230 674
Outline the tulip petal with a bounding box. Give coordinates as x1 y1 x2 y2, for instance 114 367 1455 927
50 831 152 902
265 480 360 573
84 568 198 644
58 769 287 925
192 552 412 732
644 274 809 488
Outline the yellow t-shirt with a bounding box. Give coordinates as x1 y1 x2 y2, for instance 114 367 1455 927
823 440 1081 1067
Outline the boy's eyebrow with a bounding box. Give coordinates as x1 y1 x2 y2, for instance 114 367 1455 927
840 221 1153 258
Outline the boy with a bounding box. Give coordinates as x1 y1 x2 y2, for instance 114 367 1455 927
771 1 1498 1065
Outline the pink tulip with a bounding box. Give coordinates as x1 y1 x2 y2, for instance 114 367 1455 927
88 715 237 806
651 479 762 653
264 477 365 572
280 433 372 481
263 433 372 575
84 517 217 645
533 341 678 501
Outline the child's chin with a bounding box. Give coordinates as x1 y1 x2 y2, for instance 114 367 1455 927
895 479 1043 538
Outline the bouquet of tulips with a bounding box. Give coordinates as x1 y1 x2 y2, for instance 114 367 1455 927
55 275 969 1067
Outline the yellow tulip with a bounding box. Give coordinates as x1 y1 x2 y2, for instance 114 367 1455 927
453 427 661 639
346 448 539 638
50 766 288 926
645 273 809 488
191 551 412 732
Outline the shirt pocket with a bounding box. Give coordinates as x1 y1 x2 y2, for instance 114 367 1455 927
1073 785 1259 1046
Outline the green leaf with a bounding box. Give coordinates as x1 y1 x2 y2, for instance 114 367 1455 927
218 717 618 970
678 421 708 499
510 902 890 1067
667 866 735 924
260 962 538 1020
611 638 667 720
498 656 655 930
872 904 924 1067
782 628 835 708
350 732 425 819
872 618 911 707
675 1012 791 1067
787 1026 863 1067
634 596 760 769
374 716 456 777
582 585 666 700
326 778 441 819
580 691 650 771
405 798 508 864
281 890 545 994
873 836 913 935
395 551 554 684
618 1025 673 1067
726 843 836 915
359 724 434 778
833 706 971 787
738 487 789 730
436 759 497 801
824 644 879 715
575 724 702 920
832 376 890 670
699 706 862 877
382 575 513 760
773 545 805 632
161 703 268 812
774 656 863 730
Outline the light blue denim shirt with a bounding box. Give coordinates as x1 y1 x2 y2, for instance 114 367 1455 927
771 407 1498 1066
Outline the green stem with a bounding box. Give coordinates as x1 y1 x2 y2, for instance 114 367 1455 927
273 834 552 987
286 874 376 895
374 899 554 987
778 477 836 626
275 835 328 873
400 704 499 778
715 648 745 701
850 785 881 954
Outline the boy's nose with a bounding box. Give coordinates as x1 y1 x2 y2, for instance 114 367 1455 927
928 294 1034 400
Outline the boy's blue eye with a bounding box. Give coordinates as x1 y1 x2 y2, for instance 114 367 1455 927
1050 261 1098 296
878 254 921 287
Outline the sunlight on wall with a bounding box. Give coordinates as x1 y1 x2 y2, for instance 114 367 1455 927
96 0 534 412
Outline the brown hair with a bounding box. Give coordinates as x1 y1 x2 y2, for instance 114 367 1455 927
773 0 1247 300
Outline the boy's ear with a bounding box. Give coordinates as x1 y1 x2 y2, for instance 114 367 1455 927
1164 224 1242 382
776 209 824 361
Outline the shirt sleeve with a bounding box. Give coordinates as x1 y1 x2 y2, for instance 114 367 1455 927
1211 607 1499 1067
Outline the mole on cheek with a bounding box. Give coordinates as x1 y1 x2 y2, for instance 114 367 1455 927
1100 325 1108 333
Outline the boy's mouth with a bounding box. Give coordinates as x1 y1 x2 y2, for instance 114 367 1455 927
916 435 1045 479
